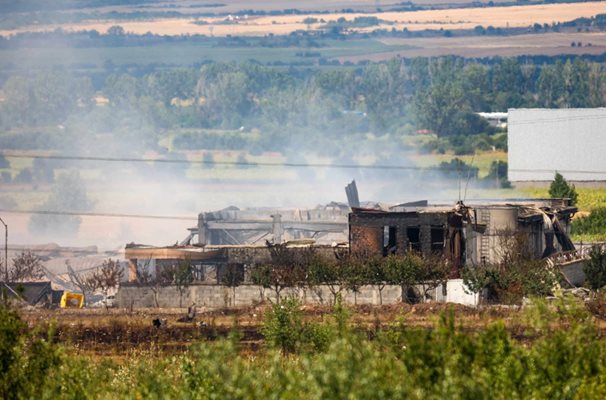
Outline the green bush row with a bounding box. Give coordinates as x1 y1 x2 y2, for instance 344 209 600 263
2 297 606 399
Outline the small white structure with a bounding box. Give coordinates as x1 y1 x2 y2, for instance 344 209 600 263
508 108 606 183
434 279 479 306
477 111 508 128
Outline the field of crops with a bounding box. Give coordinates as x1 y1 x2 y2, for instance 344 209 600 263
4 2 606 37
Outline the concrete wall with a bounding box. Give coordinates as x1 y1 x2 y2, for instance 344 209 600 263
116 284 405 308
508 108 606 182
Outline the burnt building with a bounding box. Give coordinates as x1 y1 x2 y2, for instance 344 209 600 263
124 242 341 284
180 204 349 246
349 199 578 277
125 198 580 284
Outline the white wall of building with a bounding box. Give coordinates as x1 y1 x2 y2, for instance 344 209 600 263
508 108 606 182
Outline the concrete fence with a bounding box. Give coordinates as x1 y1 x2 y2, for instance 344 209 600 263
116 280 479 308
116 284 404 308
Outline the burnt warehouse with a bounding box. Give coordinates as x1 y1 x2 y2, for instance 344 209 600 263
348 199 577 276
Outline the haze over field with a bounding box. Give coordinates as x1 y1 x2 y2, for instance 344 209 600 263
0 0 605 249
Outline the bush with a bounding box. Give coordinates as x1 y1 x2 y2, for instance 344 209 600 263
438 158 479 180
462 234 559 304
572 208 606 236
262 296 334 354
0 304 61 399
484 160 512 188
585 245 606 291
3 299 606 398
549 172 578 205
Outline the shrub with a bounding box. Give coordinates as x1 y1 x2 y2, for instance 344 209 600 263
549 172 578 205
462 234 559 304
438 158 479 180
572 207 606 236
585 245 606 291
0 304 62 399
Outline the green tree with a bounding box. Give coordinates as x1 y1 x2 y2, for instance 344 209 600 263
561 59 590 108
548 172 578 205
250 243 305 304
537 63 564 107
584 246 606 291
367 254 389 304
414 82 468 137
162 261 194 308
384 253 425 303
485 160 511 188
220 263 244 306
2 72 93 127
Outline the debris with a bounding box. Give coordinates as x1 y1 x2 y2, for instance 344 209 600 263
152 318 167 328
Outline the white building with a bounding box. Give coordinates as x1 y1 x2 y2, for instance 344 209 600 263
508 108 606 184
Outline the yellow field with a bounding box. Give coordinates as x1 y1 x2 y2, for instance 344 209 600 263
519 187 606 212
3 2 606 37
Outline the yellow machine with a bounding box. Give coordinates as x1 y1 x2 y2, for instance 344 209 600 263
60 292 85 308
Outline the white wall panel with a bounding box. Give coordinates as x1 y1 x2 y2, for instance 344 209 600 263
508 108 606 181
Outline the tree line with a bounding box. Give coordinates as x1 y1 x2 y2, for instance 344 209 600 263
1 57 605 155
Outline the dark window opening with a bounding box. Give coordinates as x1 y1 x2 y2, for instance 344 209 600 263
383 226 397 255
407 226 421 253
192 264 204 281
431 226 445 252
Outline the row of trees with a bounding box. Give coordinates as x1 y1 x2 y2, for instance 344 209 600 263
130 248 451 308
238 245 451 305
2 57 605 153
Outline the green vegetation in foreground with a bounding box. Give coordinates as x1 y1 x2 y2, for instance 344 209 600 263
2 297 606 399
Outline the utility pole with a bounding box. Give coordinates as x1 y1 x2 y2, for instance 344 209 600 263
0 217 6 282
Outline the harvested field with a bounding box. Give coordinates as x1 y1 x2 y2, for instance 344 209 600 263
340 32 606 60
3 2 606 37
90 0 514 14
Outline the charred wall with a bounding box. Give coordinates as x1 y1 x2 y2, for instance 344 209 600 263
349 211 450 257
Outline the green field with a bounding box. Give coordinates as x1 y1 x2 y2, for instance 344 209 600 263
0 39 414 70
